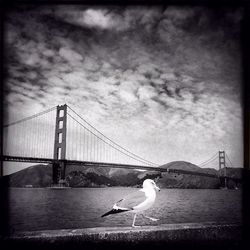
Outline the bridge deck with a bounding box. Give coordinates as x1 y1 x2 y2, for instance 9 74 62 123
2 155 241 181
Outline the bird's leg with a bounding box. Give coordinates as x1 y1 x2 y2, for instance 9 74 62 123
142 214 159 221
132 214 140 228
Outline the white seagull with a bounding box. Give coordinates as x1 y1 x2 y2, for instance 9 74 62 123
101 179 160 227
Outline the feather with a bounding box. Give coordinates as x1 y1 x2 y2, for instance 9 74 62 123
114 189 147 209
101 208 131 217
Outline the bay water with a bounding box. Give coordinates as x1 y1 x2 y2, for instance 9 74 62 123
8 187 242 232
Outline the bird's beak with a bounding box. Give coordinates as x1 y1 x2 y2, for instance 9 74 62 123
155 185 160 192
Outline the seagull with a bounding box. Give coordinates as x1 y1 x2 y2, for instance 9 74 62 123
101 179 160 227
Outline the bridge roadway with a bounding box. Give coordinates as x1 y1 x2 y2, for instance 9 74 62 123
2 155 241 182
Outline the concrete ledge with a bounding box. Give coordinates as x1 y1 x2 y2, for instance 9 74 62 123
2 222 243 250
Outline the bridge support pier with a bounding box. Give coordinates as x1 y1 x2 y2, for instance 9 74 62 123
60 162 66 180
219 177 228 189
52 162 67 186
52 163 61 185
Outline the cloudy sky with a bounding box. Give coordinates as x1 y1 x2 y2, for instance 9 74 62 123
3 5 243 174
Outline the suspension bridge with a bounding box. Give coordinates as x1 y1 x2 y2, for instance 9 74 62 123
2 104 241 187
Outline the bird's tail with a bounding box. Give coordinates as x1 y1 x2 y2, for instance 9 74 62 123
101 208 130 217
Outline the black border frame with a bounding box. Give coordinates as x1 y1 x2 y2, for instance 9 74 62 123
0 1 249 249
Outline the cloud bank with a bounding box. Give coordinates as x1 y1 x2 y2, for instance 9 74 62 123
4 5 243 173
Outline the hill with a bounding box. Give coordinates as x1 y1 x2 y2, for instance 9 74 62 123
1 161 243 189
2 164 52 187
158 161 220 189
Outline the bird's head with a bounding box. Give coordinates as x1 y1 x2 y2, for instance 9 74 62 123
143 179 160 192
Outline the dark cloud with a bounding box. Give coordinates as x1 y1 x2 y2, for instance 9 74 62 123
4 5 243 170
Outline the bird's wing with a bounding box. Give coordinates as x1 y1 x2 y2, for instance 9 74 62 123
114 189 147 210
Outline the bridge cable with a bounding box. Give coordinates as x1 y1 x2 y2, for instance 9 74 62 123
68 106 157 166
67 106 158 166
225 153 234 168
67 113 155 167
3 106 57 127
199 152 218 165
68 113 152 166
199 156 218 168
197 152 218 167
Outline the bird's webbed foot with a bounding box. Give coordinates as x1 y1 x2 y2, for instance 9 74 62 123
132 224 141 228
149 217 159 221
143 215 159 221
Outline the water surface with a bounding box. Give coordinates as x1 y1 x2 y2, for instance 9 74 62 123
8 188 242 232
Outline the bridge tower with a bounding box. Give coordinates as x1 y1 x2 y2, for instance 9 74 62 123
52 104 67 185
219 150 227 188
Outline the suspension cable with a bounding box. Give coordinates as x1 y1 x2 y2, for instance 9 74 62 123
199 156 218 167
67 113 155 166
3 106 57 127
198 152 218 167
67 105 158 166
225 153 234 168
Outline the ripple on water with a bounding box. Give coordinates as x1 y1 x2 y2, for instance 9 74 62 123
8 188 242 232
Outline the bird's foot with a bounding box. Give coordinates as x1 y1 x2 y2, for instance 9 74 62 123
132 225 141 228
150 218 159 221
146 217 159 221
